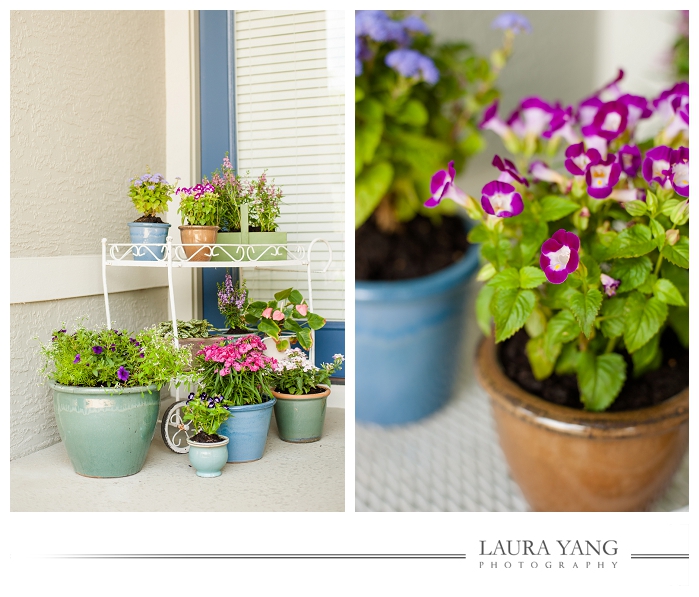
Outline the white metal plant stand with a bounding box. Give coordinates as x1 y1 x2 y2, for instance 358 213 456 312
101 236 332 453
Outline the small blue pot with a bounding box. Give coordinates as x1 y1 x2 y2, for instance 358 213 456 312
127 222 171 261
217 398 276 462
187 436 229 477
356 229 479 426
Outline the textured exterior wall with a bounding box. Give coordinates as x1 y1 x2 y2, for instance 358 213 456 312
11 290 169 460
10 10 169 460
10 10 167 257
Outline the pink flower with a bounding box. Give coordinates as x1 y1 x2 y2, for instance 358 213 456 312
423 161 467 208
262 307 273 318
272 310 285 321
295 303 308 316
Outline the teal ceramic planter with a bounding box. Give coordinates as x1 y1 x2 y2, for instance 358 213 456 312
49 382 161 478
187 437 230 477
271 385 330 443
217 398 276 462
127 221 171 261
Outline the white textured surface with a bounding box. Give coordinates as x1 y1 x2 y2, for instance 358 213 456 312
355 283 689 512
11 407 344 512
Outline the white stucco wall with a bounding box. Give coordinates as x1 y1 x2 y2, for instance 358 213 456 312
10 10 170 460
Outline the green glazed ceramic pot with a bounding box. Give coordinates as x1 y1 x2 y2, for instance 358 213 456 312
271 385 330 443
187 436 230 477
49 381 161 478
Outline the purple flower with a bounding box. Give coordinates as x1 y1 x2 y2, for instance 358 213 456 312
401 15 429 35
481 181 523 218
600 274 621 297
670 147 689 197
491 12 532 34
117 366 130 383
618 145 641 178
507 97 555 139
618 94 652 130
73 354 81 364
92 346 103 355
540 230 580 284
492 155 529 186
585 154 621 199
581 100 628 141
424 161 467 208
385 48 439 84
642 146 674 189
577 96 603 128
110 344 116 352
529 161 566 186
479 100 512 140
610 188 646 204
543 105 579 144
355 10 409 45
564 142 601 177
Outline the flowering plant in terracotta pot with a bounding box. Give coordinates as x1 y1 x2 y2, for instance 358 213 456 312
176 183 221 227
427 73 689 511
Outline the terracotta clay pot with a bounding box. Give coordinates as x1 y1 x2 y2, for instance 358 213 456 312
475 336 689 512
179 225 219 261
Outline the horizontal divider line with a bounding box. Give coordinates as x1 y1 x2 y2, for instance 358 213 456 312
51 554 467 559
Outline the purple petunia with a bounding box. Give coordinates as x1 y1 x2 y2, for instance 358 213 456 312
481 181 524 218
117 366 130 383
424 161 467 208
540 230 580 284
385 48 439 84
490 12 532 34
92 346 103 355
585 154 621 199
73 354 81 364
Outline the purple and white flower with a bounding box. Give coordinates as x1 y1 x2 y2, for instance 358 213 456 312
642 145 674 189
543 105 579 144
581 100 628 141
600 274 621 297
492 155 529 186
529 161 566 186
585 154 621 199
385 48 439 84
564 142 601 176
618 94 652 130
618 145 642 178
610 188 646 204
479 100 512 140
480 181 523 218
670 146 689 197
424 161 467 208
507 97 556 139
540 229 580 284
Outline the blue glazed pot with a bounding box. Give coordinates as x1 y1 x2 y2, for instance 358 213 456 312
127 222 171 261
355 231 479 425
187 436 230 477
49 381 160 477
217 398 276 462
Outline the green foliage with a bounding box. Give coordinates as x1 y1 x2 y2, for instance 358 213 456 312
272 351 344 396
155 319 214 339
569 288 603 338
622 292 669 353
39 322 191 389
177 186 220 227
577 352 626 412
491 288 536 342
128 169 177 218
182 392 231 437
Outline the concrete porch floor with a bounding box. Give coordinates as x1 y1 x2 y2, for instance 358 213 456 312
10 404 345 512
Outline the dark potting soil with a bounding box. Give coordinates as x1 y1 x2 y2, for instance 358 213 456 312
134 215 165 223
499 328 689 412
225 327 254 335
190 431 225 443
355 214 469 281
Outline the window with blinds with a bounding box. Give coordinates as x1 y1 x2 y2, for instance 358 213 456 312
234 10 345 321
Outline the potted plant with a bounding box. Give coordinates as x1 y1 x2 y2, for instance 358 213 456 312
354 10 523 424
193 335 278 463
175 182 221 261
127 168 178 261
182 391 231 477
459 72 689 511
155 318 223 370
216 273 253 336
271 350 344 443
38 322 191 477
245 169 286 261
245 287 326 355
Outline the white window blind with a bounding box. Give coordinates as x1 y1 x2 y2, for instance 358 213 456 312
234 10 345 321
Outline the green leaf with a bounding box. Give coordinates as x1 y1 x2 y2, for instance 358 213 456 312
636 272 657 295
476 263 496 282
632 332 661 378
569 288 603 338
608 256 652 293
520 220 549 265
661 236 689 269
355 161 394 228
623 292 668 353
581 255 601 288
519 266 547 289
624 200 648 217
526 335 558 381
660 198 681 216
524 306 547 339
491 288 536 343
599 297 626 339
606 224 655 259
306 312 326 330
355 98 384 167
283 318 303 333
661 262 689 301
468 224 491 244
577 352 626 411
258 319 280 340
653 279 686 306
487 267 520 289
296 328 312 350
273 288 292 301
649 218 665 250
555 342 580 375
394 99 429 126
545 310 580 360
668 306 689 348
287 290 303 305
476 284 495 336
539 195 579 221
481 238 511 271
645 189 659 215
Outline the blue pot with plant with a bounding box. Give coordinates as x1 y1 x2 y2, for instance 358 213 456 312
182 391 231 477
354 11 525 424
127 169 178 261
39 323 192 477
194 334 279 462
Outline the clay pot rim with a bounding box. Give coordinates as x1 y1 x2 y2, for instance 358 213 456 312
271 384 331 401
476 335 689 439
178 225 220 231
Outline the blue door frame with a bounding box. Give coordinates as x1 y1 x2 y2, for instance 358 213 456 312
198 10 344 376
